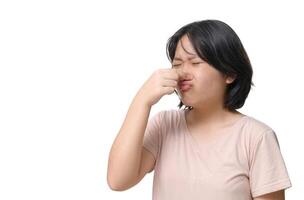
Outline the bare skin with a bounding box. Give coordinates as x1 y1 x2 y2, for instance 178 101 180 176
254 190 285 200
172 35 244 133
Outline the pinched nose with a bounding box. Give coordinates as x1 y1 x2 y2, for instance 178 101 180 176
174 69 194 81
178 74 193 85
179 74 194 82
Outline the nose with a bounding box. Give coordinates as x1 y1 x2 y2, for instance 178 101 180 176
176 67 193 81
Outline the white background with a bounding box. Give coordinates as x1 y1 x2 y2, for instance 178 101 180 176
0 0 303 199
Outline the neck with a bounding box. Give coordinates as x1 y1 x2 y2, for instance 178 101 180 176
186 103 239 128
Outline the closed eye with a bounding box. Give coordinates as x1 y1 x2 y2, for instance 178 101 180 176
172 62 204 67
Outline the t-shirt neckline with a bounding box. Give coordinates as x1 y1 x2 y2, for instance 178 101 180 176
179 109 249 153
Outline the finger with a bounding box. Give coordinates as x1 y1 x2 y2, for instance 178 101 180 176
161 79 178 87
162 70 179 81
162 86 175 95
163 68 193 81
172 68 182 79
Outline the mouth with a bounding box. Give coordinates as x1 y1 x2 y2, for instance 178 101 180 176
180 77 192 81
178 80 193 92
179 84 192 92
177 76 194 93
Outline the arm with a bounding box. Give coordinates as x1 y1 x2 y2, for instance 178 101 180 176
254 190 285 200
107 92 152 191
107 68 185 191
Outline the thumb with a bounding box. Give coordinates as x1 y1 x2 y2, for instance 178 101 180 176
174 69 186 79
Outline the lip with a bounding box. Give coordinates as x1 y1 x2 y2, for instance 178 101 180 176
178 81 193 92
179 79 192 85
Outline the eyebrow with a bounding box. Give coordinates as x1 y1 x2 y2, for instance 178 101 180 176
173 56 199 61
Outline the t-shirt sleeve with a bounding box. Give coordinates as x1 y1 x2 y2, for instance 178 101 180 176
249 129 292 198
142 111 163 162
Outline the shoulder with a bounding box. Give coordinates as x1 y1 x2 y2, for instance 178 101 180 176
242 115 277 144
150 109 183 127
152 108 182 120
244 115 273 133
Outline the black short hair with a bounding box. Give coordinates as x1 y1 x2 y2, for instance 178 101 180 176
166 19 254 111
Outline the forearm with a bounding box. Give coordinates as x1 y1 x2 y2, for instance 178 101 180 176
107 92 151 189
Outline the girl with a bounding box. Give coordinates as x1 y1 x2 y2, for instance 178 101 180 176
107 19 292 200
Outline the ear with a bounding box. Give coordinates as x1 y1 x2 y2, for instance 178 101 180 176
225 74 237 84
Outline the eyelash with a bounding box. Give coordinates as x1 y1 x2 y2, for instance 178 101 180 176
172 62 202 67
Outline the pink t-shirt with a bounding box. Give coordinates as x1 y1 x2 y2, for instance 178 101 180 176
143 109 292 200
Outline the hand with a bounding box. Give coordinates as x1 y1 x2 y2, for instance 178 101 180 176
136 68 191 107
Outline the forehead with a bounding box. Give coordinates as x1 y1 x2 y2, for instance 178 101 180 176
174 35 198 60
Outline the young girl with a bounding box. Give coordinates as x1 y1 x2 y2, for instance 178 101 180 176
107 19 292 200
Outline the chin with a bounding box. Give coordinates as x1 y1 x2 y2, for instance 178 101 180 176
181 99 194 108
183 97 204 108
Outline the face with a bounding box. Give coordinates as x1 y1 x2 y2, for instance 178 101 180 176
172 35 235 109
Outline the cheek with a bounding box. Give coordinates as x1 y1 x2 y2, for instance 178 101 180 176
196 72 225 92
195 73 214 88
